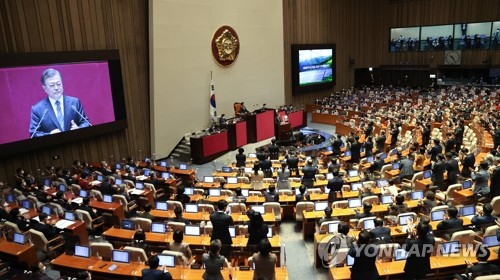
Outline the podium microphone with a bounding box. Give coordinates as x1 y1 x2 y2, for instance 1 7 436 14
30 109 49 138
71 105 92 126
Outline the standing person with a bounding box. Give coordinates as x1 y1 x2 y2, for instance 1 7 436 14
252 239 277 280
390 124 399 149
421 123 431 147
331 135 343 157
399 154 415 182
202 239 231 280
349 136 362 167
403 222 435 280
348 230 379 280
142 255 173 280
210 200 234 260
301 159 317 189
286 152 300 177
235 148 247 168
444 132 456 154
250 167 264 191
246 212 269 253
276 163 291 190
454 123 464 153
29 68 91 138
427 139 443 162
431 154 447 191
445 152 460 185
268 138 280 160
363 136 374 157
326 170 343 203
489 157 500 199
460 148 475 179
471 161 490 199
375 130 387 153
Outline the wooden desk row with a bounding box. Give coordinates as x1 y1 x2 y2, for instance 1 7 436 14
150 210 277 224
52 253 289 279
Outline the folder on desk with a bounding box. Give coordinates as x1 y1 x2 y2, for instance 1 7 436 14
130 189 145 195
55 219 76 229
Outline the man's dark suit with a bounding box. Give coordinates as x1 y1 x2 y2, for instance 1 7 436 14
286 156 299 176
461 153 475 178
349 141 361 163
375 135 386 152
268 144 279 160
490 166 500 198
431 160 447 190
210 211 234 258
141 269 173 280
445 138 456 153
428 145 443 162
32 221 59 240
332 138 343 156
471 214 497 226
371 159 386 173
446 158 460 184
259 159 272 177
370 226 391 243
29 96 90 138
467 262 500 279
78 205 98 219
348 244 379 280
301 165 317 188
403 235 435 279
235 153 246 167
436 217 463 230
390 128 399 146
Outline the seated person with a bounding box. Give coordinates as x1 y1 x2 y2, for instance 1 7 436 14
335 221 354 248
231 187 247 204
452 245 499 280
116 184 132 202
419 191 437 215
359 185 374 199
436 206 463 231
139 203 156 222
31 213 59 240
472 203 496 226
53 190 72 210
142 255 173 280
30 261 52 280
169 229 193 265
252 239 277 280
264 185 279 202
170 206 191 225
354 202 374 219
295 184 310 202
370 218 390 244
388 194 408 215
78 197 99 219
174 186 191 205
317 206 337 228
370 154 385 173
8 208 30 231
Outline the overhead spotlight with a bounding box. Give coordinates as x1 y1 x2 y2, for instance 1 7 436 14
369 67 373 72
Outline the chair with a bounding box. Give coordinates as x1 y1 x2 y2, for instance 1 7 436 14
307 188 321 195
198 204 215 213
214 176 225 183
27 195 43 209
123 179 135 188
75 209 104 234
332 200 348 209
396 212 417 226
249 191 264 197
315 174 325 181
28 229 65 259
435 184 461 201
331 248 349 266
237 177 250 184
263 178 275 184
228 203 246 214
361 195 379 205
193 188 205 195
341 185 351 192
49 202 65 217
162 250 187 265
491 196 500 216
167 200 183 211
263 202 282 222
3 221 22 233
112 194 138 213
234 102 243 117
375 164 392 179
130 217 152 232
167 221 186 232
319 221 340 234
450 229 475 244
278 189 293 196
288 177 301 183
144 183 165 200
357 217 376 230
70 184 81 194
377 243 401 262
400 172 423 190
90 242 114 259
203 222 213 235
123 246 148 262
295 201 314 222
475 275 500 280
90 189 103 201
221 189 234 197
483 225 500 237
430 205 449 213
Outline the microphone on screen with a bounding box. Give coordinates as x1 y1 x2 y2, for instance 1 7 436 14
30 109 49 138
71 105 92 126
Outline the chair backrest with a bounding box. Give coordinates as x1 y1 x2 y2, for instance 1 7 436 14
278 189 293 196
315 174 325 181
332 200 348 209
379 165 392 177
167 200 183 211
143 183 157 197
474 275 500 280
249 191 264 197
237 177 250 184
203 222 213 235
357 217 376 230
319 221 340 234
71 184 81 193
221 189 234 197
123 246 148 262
491 196 500 216
90 189 103 200
4 221 21 233
112 195 130 210
307 188 321 195
90 242 114 259
161 250 185 265
450 229 475 244
263 202 281 220
362 195 379 205
28 229 48 252
167 221 186 232
295 202 314 221
198 204 215 213
396 212 417 226
341 185 351 192
228 203 246 214
288 177 301 183
445 184 462 196
412 172 424 182
430 205 449 212
332 248 349 266
193 188 205 195
49 202 65 217
377 243 400 261
130 217 152 232
75 209 94 230
263 178 275 184
27 195 40 210
123 179 135 188
484 225 500 237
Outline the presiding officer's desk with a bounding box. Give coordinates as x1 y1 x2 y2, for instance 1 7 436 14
328 246 499 280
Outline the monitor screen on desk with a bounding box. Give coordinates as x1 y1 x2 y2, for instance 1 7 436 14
460 205 475 216
440 241 460 255
135 182 144 190
121 219 135 230
112 250 130 263
377 179 388 188
348 198 362 208
348 170 359 177
44 178 51 187
42 205 52 216
431 210 446 221
79 189 88 198
160 161 167 167
13 232 25 245
346 255 354 266
248 153 257 158
184 187 194 195
59 184 66 192
64 212 76 221
324 186 331 194
411 190 424 200
328 222 339 233
179 164 188 170
381 195 393 205
75 245 90 258
229 226 236 238
151 222 166 234
295 188 301 195
326 173 334 180
227 177 238 184
209 189 221 197
129 167 135 173
21 199 30 209
244 167 253 173
267 225 273 238
423 170 432 179
390 148 398 156
115 163 122 170
222 166 232 173
97 175 104 182
252 205 265 215
398 214 414 226
158 254 175 267
103 195 113 203
394 248 408 261
392 162 400 170
204 176 215 183
185 225 201 236
367 156 374 163
155 201 168 210
360 147 365 154
315 201 329 211
363 219 375 230
161 172 170 179
115 178 123 185
462 180 472 190
483 235 500 248
143 169 150 176
241 189 249 197
380 153 387 160
185 203 198 213
6 194 14 203
344 150 351 157
351 183 362 191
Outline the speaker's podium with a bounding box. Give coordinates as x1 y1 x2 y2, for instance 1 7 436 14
276 122 292 141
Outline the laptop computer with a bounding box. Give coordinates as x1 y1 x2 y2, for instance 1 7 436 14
151 222 166 234
41 205 52 216
185 225 201 236
184 187 194 195
209 189 221 196
348 198 362 208
222 166 232 173
143 169 151 176
6 194 15 203
377 179 389 188
227 177 238 184
351 183 362 191
241 189 249 197
59 184 66 192
348 170 359 178
179 164 188 170
112 250 130 263
21 199 31 209
328 222 339 233
103 195 113 203
314 201 329 211
344 150 352 157
392 162 400 170
13 232 25 245
394 248 408 261
79 189 88 198
411 190 424 200
380 153 387 160
440 241 460 256
267 225 273 238
431 210 446 221
121 219 135 230
160 161 167 167
462 180 472 190
115 163 122 170
115 178 123 185
346 255 355 266
366 156 374 163
381 195 394 205
363 218 376 230
204 176 215 183
135 182 144 190
158 254 176 267
44 178 51 187
185 203 199 213
423 170 432 179
324 186 331 194
244 167 253 173
229 226 236 238
326 173 334 180
248 153 257 158
74 245 90 258
460 205 475 219
398 214 414 226
97 175 104 182
251 205 265 214
64 212 76 221
390 148 398 156
161 172 170 179
483 235 500 248
155 201 168 210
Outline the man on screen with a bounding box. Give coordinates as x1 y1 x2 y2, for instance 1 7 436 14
29 68 91 138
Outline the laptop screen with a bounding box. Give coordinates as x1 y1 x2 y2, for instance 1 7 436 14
394 248 408 261
227 177 238 184
185 203 198 213
326 173 334 180
44 178 51 187
155 201 168 210
158 254 175 267
367 156 374 163
179 164 188 170
79 190 88 198
160 161 167 167
112 250 130 263
344 150 352 157
6 194 15 203
151 223 166 234
184 187 194 195
115 163 122 170
392 162 400 170
377 179 388 188
185 225 201 236
161 172 170 179
411 191 424 200
222 167 232 173
42 205 52 216
381 195 393 205
121 219 135 230
103 195 113 203
440 241 460 255
252 205 265 214
380 153 387 160
115 178 123 185
21 199 30 209
248 153 257 158
328 222 339 233
346 255 354 266
460 205 475 216
135 182 144 190
351 183 362 191
390 148 398 156
75 245 90 258
59 184 66 192
97 175 104 181
348 170 359 177
483 235 500 248
204 176 215 183
241 189 249 197
324 186 331 194
431 210 446 221
143 169 151 176
462 180 472 189
229 226 236 238
423 170 432 179
363 219 375 230
13 232 25 245
209 189 221 196
399 214 414 226
64 212 76 221
348 199 362 208
267 226 273 238
129 167 136 173
315 201 329 211
244 167 253 173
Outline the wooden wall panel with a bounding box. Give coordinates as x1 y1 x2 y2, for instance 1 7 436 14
284 0 500 105
0 0 149 186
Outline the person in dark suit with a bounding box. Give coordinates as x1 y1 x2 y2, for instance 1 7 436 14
444 132 456 154
210 200 234 260
427 139 443 162
388 194 408 215
370 154 385 173
170 206 191 225
139 203 156 222
490 162 500 199
142 255 173 280
436 206 463 231
301 159 317 189
421 123 431 147
256 147 267 162
445 152 460 185
235 148 246 168
100 176 116 195
403 222 435 280
431 154 447 191
295 184 310 202
268 138 280 160
471 161 491 198
452 245 500 280
259 155 273 178
454 122 464 153
286 153 300 177
399 154 415 181
390 124 399 148
78 197 99 219
264 185 279 202
348 136 362 168
246 211 269 253
317 207 337 228
419 191 437 215
375 130 387 153
326 170 343 203
331 135 343 157
31 213 59 240
354 202 374 219
348 230 379 280
460 147 475 178
472 203 496 226
29 68 90 138
174 186 191 205
363 136 374 157
370 218 391 244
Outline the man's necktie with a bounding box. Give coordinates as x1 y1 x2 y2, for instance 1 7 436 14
55 100 64 130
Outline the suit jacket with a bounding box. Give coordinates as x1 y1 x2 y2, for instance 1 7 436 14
471 214 497 226
467 262 500 279
210 211 234 245
141 269 173 280
428 145 443 162
363 140 374 156
403 235 435 278
32 221 59 240
375 135 386 152
78 205 98 219
490 166 500 198
446 158 460 184
390 128 399 145
399 158 415 178
431 160 447 185
461 153 475 177
348 244 379 280
286 156 299 169
332 139 343 156
436 217 463 230
302 165 317 181
29 96 90 138
235 154 246 167
350 141 361 163
472 170 490 196
370 226 391 243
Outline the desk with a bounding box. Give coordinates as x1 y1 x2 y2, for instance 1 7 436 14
227 120 248 150
191 131 229 164
246 109 275 143
451 189 474 205
0 238 37 268
414 178 432 191
90 199 125 222
288 109 306 129
51 253 98 276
